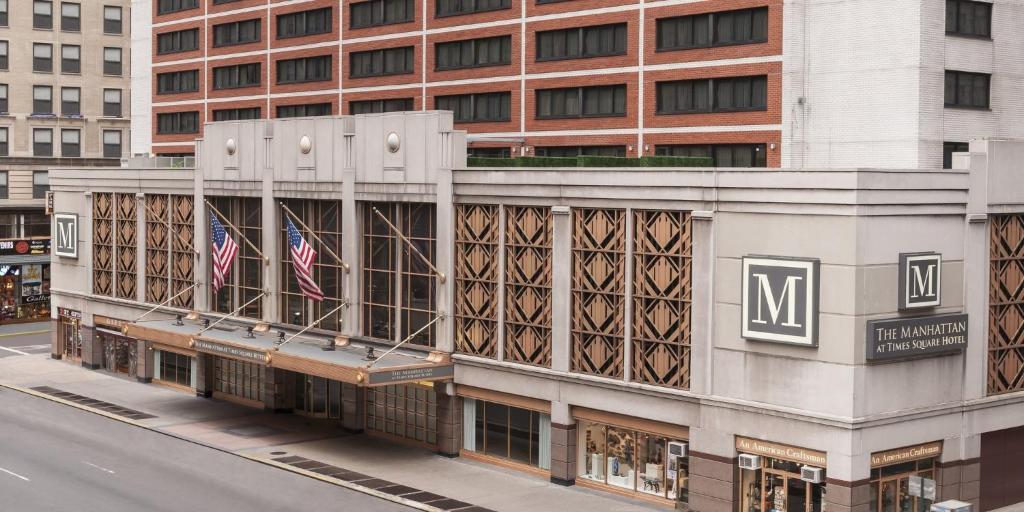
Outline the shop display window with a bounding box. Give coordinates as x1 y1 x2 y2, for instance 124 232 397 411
463 398 551 469
738 456 826 512
577 420 689 502
869 458 936 512
156 350 193 388
0 263 50 323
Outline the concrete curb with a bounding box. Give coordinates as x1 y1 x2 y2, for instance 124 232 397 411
0 382 441 512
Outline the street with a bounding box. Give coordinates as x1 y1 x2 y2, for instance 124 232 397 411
0 389 409 512
0 324 51 358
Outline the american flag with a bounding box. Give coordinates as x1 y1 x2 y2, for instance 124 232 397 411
286 218 324 301
210 211 238 293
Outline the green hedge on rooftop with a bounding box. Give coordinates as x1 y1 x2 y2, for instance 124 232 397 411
466 155 714 168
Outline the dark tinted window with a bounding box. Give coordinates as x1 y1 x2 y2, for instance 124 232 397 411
946 0 991 38
213 107 262 121
157 70 199 94
656 143 765 167
213 19 261 47
350 98 414 114
536 24 626 61
944 70 990 108
656 76 767 114
436 92 511 122
943 141 970 169
277 103 332 118
157 0 198 15
350 0 413 29
157 111 200 134
277 55 332 84
657 7 768 51
536 146 626 157
436 36 511 70
536 85 626 119
350 46 414 78
213 63 261 89
278 7 332 38
436 0 510 17
157 29 200 54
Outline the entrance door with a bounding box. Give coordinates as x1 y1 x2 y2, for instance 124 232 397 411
101 333 136 376
60 318 81 361
294 374 341 420
762 469 821 512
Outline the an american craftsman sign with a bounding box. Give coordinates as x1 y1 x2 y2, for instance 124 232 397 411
742 256 820 346
867 313 968 361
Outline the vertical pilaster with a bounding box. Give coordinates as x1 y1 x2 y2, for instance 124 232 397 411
341 133 359 337
690 211 714 394
341 384 365 433
194 155 209 313
435 165 455 353
435 383 462 457
262 169 279 324
550 205 571 372
623 208 634 382
80 325 100 369
136 193 146 303
687 452 735 512
136 339 153 383
194 353 214 398
549 400 576 486
50 318 60 359
263 367 292 413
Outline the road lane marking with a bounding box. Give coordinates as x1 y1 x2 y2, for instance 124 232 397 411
0 346 29 356
0 467 30 481
82 461 115 474
11 344 50 350
0 330 50 338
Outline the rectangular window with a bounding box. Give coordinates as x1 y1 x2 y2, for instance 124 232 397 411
0 84 7 113
103 89 122 117
33 171 49 198
33 129 53 157
945 70 990 109
536 146 626 157
213 18 261 47
157 351 193 388
536 24 627 61
277 7 332 39
213 62 261 89
103 6 122 34
577 420 690 501
0 1 8 27
0 128 8 156
943 141 970 169
536 85 626 119
0 172 6 199
436 0 510 17
946 0 991 38
157 28 199 55
276 103 332 118
157 70 199 95
61 129 80 157
61 87 80 116
208 197 263 318
104 47 122 75
34 0 52 29
463 399 552 469
34 43 53 73
60 2 79 31
156 111 200 134
157 0 198 16
350 0 413 29
0 41 7 70
436 92 511 123
655 143 766 167
213 107 261 121
436 35 512 71
350 98 414 114
657 7 768 51
350 46 414 78
277 55 332 84
656 76 767 114
61 44 80 73
103 130 121 158
33 85 53 115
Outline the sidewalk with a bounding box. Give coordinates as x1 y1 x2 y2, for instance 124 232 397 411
0 352 663 512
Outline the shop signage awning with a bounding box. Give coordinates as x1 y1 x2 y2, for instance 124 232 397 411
870 441 942 468
735 436 827 467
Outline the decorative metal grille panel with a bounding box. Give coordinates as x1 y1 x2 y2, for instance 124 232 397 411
505 206 552 367
572 208 625 377
454 204 499 358
632 210 692 388
93 193 114 296
171 195 195 309
115 193 137 299
143 195 194 308
145 195 170 304
990 214 1024 395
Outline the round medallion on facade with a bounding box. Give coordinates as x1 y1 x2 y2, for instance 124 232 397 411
226 138 236 155
299 135 312 154
386 132 401 153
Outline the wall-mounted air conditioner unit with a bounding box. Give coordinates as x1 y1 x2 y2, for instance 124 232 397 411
801 466 824 483
668 442 687 459
738 454 761 470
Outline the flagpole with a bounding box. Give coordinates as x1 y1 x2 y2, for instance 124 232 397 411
131 282 198 323
196 291 266 336
365 313 445 368
204 199 269 264
279 202 350 272
275 301 349 348
371 207 446 283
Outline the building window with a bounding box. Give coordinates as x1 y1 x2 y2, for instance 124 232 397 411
32 171 48 198
350 0 413 29
213 63 261 90
33 85 53 115
277 7 332 39
156 111 199 134
945 70 990 109
61 87 80 116
61 129 80 157
0 41 7 69
60 2 79 31
436 36 511 71
103 6 122 34
0 84 6 113
578 420 689 502
103 130 121 158
61 44 80 74
0 1 7 27
350 46 414 78
366 384 437 444
156 70 199 95
276 103 332 118
436 92 511 123
103 47 122 75
943 141 970 169
536 24 627 61
946 0 991 38
657 7 768 51
350 98 414 114
536 145 626 157
869 455 937 512
157 0 198 16
536 85 626 119
0 171 6 199
213 19 261 47
656 143 766 167
463 399 552 469
34 0 52 29
279 200 345 330
436 0 509 17
157 351 192 388
157 28 199 55
208 197 263 319
466 147 510 158
34 43 53 73
0 127 7 156
214 357 264 402
103 89 122 117
277 55 332 84
656 76 767 114
213 107 261 121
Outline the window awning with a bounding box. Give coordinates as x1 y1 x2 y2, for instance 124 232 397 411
124 318 453 387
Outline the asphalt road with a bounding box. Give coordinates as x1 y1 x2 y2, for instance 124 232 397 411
0 389 410 512
0 324 51 358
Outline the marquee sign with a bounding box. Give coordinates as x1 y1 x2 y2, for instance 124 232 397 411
871 441 942 468
741 256 820 346
867 313 968 362
54 214 79 259
899 252 941 310
367 364 455 386
735 436 827 467
192 338 268 364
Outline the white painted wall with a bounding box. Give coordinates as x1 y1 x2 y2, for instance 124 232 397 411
130 0 153 156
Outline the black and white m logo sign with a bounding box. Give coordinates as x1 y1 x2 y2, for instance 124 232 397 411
899 253 941 310
742 256 820 346
54 213 78 259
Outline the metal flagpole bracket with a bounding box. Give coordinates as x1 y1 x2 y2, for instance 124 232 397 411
371 206 446 283
274 300 349 350
279 202 351 272
196 291 266 336
205 199 270 264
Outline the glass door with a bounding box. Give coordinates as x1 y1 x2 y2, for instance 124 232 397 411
763 471 787 512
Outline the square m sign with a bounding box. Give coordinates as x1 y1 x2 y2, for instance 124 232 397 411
741 256 820 347
898 252 941 310
54 213 78 259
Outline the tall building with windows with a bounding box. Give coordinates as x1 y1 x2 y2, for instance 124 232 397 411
136 0 1021 168
0 0 131 324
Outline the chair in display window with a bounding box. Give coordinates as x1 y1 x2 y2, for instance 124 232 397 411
641 463 663 493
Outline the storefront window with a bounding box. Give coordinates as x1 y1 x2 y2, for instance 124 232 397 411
870 458 936 512
738 456 826 512
58 309 82 360
0 262 50 323
578 420 689 502
463 398 551 469
156 350 193 388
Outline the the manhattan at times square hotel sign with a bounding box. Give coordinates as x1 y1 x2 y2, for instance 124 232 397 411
741 256 820 347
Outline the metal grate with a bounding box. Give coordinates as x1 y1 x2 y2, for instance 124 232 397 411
30 386 156 420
